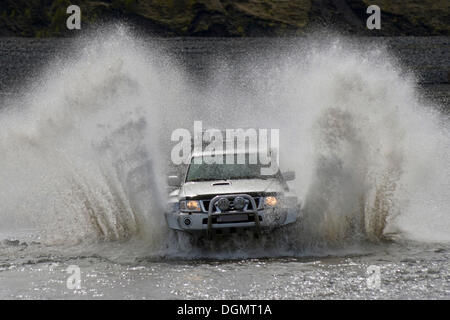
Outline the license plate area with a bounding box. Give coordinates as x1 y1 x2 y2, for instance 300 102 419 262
216 214 249 223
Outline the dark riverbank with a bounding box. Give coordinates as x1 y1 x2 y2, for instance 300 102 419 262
1 37 448 102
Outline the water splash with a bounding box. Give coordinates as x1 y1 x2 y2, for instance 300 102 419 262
0 28 449 260
0 26 176 247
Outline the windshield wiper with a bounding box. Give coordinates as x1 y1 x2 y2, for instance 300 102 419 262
230 176 270 180
187 178 228 182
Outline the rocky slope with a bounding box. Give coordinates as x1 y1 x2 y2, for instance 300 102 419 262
0 0 449 37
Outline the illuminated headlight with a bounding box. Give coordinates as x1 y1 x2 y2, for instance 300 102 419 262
264 196 278 207
180 200 201 212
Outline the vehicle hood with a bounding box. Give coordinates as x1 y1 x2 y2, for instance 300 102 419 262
180 179 283 198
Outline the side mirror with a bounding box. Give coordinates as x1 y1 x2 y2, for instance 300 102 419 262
282 171 295 181
167 175 181 187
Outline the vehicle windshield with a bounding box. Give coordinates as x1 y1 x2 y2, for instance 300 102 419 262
186 154 276 182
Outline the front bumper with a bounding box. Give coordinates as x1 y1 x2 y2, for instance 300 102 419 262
165 206 298 233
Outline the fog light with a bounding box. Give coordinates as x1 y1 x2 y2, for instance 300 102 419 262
184 218 192 226
233 197 245 210
216 198 230 211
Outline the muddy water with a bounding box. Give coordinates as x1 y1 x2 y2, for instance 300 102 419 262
0 234 448 299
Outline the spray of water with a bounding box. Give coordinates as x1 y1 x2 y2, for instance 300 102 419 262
187 37 450 253
0 27 182 248
0 26 448 259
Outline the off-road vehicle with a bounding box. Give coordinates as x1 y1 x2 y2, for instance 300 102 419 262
165 150 300 238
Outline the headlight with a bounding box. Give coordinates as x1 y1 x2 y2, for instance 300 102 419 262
264 196 278 207
180 200 201 212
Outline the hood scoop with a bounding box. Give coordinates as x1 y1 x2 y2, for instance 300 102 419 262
211 181 231 186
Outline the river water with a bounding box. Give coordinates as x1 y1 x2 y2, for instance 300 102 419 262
0 27 449 299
